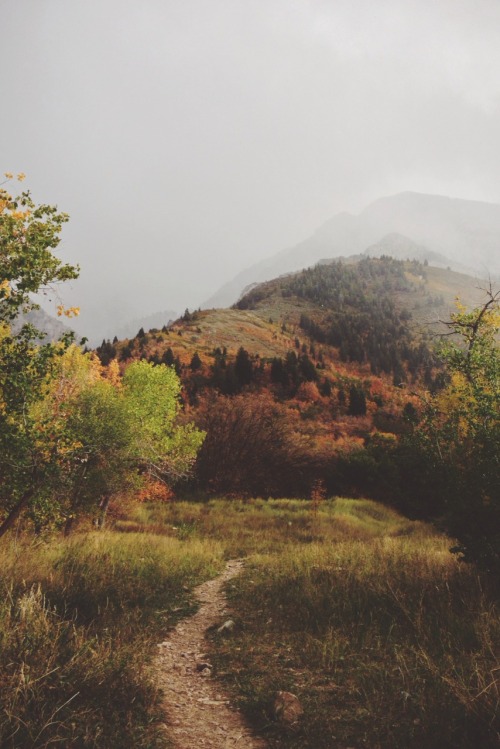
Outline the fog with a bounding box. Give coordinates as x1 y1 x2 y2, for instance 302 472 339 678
1 1 500 340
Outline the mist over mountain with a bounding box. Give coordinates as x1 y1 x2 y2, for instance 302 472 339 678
12 308 72 343
203 192 500 309
106 310 178 346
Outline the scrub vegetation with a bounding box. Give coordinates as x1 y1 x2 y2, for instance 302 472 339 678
2 499 497 748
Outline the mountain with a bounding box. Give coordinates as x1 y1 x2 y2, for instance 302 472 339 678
110 309 178 343
12 307 72 342
109 257 486 384
102 256 488 496
363 232 476 275
203 192 500 309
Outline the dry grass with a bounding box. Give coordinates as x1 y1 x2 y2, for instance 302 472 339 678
119 496 425 557
1 497 498 748
0 532 224 748
170 498 499 749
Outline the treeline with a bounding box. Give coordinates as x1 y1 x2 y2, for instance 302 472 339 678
238 257 438 383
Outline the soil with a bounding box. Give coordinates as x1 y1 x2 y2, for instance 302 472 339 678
155 559 267 748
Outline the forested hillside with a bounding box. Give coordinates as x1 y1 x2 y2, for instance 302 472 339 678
92 257 493 517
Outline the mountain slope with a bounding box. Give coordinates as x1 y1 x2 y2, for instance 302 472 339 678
12 307 71 342
203 191 500 309
110 258 486 385
100 257 490 497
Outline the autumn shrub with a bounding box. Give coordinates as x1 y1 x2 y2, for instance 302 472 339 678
400 293 500 576
136 477 174 503
192 392 320 496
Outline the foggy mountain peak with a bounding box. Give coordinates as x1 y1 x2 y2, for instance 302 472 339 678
203 191 500 310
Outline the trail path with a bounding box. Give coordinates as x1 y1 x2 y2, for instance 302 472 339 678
155 559 267 749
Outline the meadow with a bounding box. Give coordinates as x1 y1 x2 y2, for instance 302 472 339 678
0 497 498 748
0 530 224 748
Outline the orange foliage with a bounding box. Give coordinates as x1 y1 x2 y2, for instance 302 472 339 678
295 381 322 402
136 478 174 503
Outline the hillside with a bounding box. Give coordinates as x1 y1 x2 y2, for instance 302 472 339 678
204 191 500 309
95 257 489 499
107 258 484 368
237 256 487 343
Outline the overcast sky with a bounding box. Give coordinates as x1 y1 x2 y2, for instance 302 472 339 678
2 0 500 338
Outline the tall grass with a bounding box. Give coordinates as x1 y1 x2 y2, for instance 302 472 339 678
194 501 499 749
0 532 224 748
117 496 424 556
2 497 498 748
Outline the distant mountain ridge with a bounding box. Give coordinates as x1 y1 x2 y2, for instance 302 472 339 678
111 309 178 343
203 191 500 309
12 307 72 342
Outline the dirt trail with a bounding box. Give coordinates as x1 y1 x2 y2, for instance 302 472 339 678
155 560 267 749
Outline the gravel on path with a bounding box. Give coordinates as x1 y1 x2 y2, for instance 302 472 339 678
155 560 268 749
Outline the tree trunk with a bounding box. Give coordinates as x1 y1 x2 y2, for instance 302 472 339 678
63 516 75 536
0 487 36 539
96 495 111 529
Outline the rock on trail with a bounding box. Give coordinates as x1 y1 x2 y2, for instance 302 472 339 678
155 559 267 748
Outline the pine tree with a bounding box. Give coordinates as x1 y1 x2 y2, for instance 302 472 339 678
234 347 253 386
190 352 202 371
347 384 367 416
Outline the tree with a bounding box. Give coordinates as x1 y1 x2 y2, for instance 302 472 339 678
270 357 288 387
0 177 79 536
58 377 136 530
0 179 205 536
193 393 311 496
406 289 500 573
20 351 205 532
190 351 202 371
234 346 253 387
347 384 367 416
162 347 175 366
122 360 204 484
96 338 116 365
298 353 318 382
0 176 78 324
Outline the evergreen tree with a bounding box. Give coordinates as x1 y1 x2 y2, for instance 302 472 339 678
190 352 202 371
96 339 116 366
347 384 367 416
299 353 318 382
319 378 332 397
270 357 288 387
162 347 175 367
234 347 253 386
120 342 134 361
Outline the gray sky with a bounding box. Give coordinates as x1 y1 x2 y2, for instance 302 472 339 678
2 0 500 338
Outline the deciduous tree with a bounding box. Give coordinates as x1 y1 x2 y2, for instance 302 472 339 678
0 177 79 536
406 288 500 573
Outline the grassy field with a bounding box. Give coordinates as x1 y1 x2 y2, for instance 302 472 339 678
0 497 498 748
116 497 500 748
0 531 224 748
214 537 499 748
